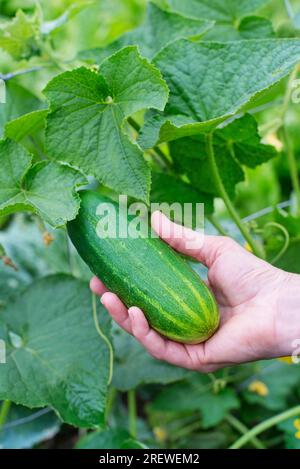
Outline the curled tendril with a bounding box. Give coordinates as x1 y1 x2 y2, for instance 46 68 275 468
263 222 290 265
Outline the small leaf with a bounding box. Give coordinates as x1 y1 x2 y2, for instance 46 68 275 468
0 82 42 138
0 139 87 227
169 114 275 198
0 9 41 60
5 109 48 143
237 16 275 39
45 47 169 202
0 275 112 428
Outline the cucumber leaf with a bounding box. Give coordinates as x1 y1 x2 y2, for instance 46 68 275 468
45 47 169 203
139 39 300 148
0 139 86 227
0 275 112 428
169 114 276 198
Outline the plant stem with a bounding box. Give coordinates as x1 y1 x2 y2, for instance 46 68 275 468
226 414 265 449
105 387 117 424
230 405 300 449
171 420 202 441
127 116 141 133
65 231 74 275
0 400 11 430
206 133 265 258
0 67 43 81
127 390 137 438
282 66 298 117
207 214 228 236
92 294 114 385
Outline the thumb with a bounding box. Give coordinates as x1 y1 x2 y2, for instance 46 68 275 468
151 211 238 268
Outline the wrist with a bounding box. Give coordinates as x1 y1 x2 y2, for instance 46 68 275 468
275 272 300 359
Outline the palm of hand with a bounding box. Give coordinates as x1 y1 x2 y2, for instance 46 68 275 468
91 212 286 372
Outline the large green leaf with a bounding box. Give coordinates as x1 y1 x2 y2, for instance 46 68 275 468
0 139 86 227
0 275 112 428
79 2 213 62
76 428 146 449
139 39 300 148
45 47 169 202
112 329 189 391
169 114 276 199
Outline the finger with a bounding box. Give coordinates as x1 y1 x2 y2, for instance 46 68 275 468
90 276 109 296
128 307 212 371
151 211 241 268
101 292 132 334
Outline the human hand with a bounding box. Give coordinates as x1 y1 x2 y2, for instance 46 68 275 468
90 212 300 372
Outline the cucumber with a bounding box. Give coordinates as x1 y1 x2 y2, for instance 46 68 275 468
67 191 219 344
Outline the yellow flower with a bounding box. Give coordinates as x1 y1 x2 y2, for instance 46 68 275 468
43 231 54 246
295 430 300 440
153 426 168 443
278 356 294 364
248 380 269 397
265 133 283 152
293 419 300 430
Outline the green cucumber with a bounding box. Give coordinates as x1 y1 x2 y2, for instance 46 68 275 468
67 191 219 344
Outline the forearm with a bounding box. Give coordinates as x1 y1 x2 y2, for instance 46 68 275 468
275 273 300 359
